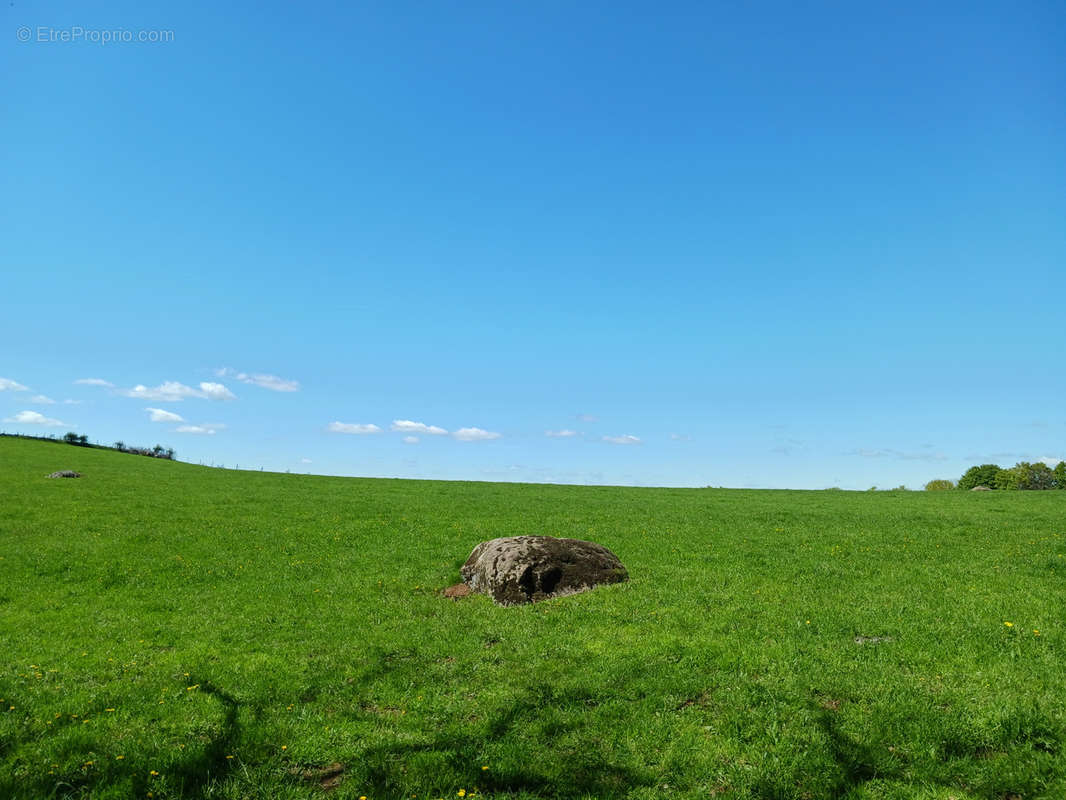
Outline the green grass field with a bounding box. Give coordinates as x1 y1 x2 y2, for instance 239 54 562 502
2 437 1064 799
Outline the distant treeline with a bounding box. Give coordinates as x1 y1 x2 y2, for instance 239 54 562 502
0 431 175 461
926 461 1066 491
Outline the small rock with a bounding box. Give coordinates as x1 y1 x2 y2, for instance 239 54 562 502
970 485 993 491
461 535 628 606
443 583 472 599
854 635 894 645
46 470 82 478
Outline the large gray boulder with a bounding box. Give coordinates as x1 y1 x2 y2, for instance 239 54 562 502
460 536 628 606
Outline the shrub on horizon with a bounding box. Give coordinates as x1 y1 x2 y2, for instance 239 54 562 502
924 479 955 491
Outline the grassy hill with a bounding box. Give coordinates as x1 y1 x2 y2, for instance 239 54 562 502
1 437 1064 799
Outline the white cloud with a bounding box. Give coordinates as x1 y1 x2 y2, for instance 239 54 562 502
147 407 185 423
391 420 448 435
603 434 641 445
120 381 235 401
176 424 225 435
198 382 236 400
29 394 56 405
546 429 578 438
0 377 30 392
1039 457 1063 468
327 422 382 435
453 427 501 442
63 399 82 405
4 410 67 427
216 368 299 392
670 433 691 441
403 436 419 444
74 378 113 387
300 457 313 464
576 413 599 423
122 381 203 401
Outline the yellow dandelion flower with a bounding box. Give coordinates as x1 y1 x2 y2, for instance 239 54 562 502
226 755 234 759
458 791 466 797
281 745 287 750
117 755 125 760
1004 621 1014 627
150 770 159 776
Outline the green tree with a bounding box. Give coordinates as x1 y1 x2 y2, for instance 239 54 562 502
994 462 1057 490
957 464 1001 491
1019 462 1056 490
63 431 80 445
994 466 1021 490
924 479 955 491
1054 461 1066 489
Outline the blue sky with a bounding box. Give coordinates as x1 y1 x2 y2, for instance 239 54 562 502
2 1 1063 488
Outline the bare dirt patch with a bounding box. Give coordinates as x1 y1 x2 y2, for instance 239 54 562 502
292 762 345 792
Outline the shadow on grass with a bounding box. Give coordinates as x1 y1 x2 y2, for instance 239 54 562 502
812 703 899 797
358 682 653 798
139 680 242 799
767 700 1063 800
0 680 242 800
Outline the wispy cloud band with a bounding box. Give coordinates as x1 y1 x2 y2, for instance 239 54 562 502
454 427 501 442
603 434 641 445
327 422 382 434
391 420 448 435
216 368 299 392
